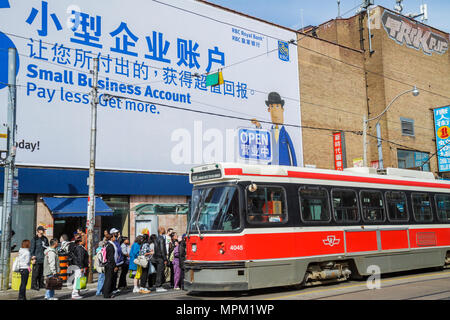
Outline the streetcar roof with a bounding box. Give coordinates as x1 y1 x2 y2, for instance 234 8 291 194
190 163 450 192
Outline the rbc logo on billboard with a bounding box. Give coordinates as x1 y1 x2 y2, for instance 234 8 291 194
278 40 289 62
238 128 272 163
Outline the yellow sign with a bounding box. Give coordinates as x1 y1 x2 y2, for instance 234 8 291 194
0 133 7 139
437 126 450 140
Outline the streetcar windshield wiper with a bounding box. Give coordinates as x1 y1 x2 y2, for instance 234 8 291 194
188 190 205 240
194 193 206 240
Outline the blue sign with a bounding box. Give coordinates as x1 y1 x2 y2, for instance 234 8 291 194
278 40 289 62
238 128 272 162
434 106 450 172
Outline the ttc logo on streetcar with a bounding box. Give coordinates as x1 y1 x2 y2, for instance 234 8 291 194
323 235 341 247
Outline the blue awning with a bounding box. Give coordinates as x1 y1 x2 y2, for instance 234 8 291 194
42 197 114 218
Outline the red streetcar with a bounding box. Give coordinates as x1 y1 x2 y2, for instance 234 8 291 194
184 163 450 291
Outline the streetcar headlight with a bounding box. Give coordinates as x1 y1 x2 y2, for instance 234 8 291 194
191 243 197 253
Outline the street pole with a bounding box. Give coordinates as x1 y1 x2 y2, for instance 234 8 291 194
0 48 17 291
86 58 99 284
362 86 419 168
363 115 368 167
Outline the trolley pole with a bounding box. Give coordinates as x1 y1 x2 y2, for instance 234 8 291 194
86 58 99 284
0 48 17 291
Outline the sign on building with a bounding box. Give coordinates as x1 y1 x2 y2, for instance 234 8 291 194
333 132 345 171
433 106 450 172
238 128 272 163
0 0 303 173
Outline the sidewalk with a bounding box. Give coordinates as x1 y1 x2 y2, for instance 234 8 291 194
0 273 101 301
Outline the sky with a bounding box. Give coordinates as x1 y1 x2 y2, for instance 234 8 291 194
206 0 450 33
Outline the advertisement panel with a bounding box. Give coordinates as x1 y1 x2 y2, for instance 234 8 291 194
433 106 450 172
0 0 303 173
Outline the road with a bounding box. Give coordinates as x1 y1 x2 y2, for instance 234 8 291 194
43 267 450 301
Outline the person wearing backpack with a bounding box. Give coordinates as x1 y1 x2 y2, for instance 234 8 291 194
16 240 31 300
95 241 106 296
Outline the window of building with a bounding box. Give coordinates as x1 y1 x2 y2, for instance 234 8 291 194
412 193 433 222
0 195 37 252
386 191 409 221
102 196 130 237
400 118 415 136
299 187 330 222
435 194 450 222
247 186 287 224
397 149 430 172
360 191 385 222
331 189 359 222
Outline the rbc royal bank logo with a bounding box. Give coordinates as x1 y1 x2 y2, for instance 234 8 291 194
278 40 289 62
323 235 340 247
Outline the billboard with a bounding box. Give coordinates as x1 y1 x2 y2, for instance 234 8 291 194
0 0 303 173
433 106 450 172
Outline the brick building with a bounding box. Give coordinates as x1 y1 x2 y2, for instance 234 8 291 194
300 5 450 177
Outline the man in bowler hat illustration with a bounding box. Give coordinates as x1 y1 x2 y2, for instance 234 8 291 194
251 92 297 166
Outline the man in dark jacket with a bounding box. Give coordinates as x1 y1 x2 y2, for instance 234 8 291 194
103 233 118 299
30 226 49 290
152 226 168 292
179 234 187 290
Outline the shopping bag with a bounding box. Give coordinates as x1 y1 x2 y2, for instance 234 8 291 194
135 265 142 280
75 276 87 290
149 261 156 274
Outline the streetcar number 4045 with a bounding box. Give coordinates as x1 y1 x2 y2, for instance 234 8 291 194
230 245 244 250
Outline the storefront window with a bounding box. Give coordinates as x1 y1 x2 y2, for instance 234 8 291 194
102 196 130 237
0 195 36 252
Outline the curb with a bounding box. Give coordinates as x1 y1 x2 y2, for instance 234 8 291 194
0 282 99 300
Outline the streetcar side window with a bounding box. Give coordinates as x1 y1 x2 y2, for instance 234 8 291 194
360 191 385 222
386 191 409 222
412 193 433 222
331 189 359 222
246 186 287 224
435 194 450 222
299 187 331 222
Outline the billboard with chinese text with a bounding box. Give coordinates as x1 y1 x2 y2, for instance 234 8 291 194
0 0 303 173
433 106 450 172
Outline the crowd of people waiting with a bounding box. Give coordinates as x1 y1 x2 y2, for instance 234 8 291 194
15 225 186 300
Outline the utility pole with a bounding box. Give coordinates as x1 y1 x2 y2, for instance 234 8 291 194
86 58 99 284
0 48 17 291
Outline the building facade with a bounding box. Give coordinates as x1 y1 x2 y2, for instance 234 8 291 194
303 5 450 175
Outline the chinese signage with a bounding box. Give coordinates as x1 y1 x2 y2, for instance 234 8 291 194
433 106 450 172
238 128 272 163
382 10 449 56
333 132 344 171
0 0 303 173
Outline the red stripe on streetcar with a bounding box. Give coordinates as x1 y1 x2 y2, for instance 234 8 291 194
223 168 450 189
380 230 409 250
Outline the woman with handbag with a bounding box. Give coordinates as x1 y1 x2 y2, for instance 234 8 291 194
137 234 153 294
129 235 143 293
17 239 31 300
43 238 61 300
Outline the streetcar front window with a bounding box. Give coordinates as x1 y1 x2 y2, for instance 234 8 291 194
189 186 240 233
